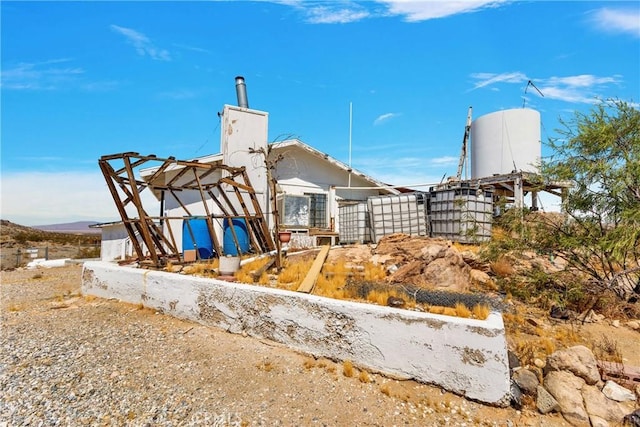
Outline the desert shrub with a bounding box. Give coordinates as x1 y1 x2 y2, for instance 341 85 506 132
75 246 100 259
592 334 623 363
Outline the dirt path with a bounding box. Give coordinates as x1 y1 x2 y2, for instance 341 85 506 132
0 264 591 426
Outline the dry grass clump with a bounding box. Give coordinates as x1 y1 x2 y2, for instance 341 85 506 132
454 302 471 318
256 360 275 372
185 259 219 277
365 288 408 307
278 259 313 289
358 370 371 383
315 264 352 300
491 256 514 278
342 360 354 377
592 334 623 363
424 303 490 320
472 304 490 320
554 327 581 346
302 358 316 370
362 262 386 281
380 383 391 396
8 304 23 312
513 335 557 366
235 256 273 284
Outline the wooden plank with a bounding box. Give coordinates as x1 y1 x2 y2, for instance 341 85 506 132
251 257 275 282
296 245 331 294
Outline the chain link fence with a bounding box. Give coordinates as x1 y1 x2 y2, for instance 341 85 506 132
0 245 100 270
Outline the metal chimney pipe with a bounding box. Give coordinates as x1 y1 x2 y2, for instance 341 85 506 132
235 76 249 108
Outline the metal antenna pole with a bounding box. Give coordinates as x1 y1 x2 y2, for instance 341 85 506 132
348 102 352 188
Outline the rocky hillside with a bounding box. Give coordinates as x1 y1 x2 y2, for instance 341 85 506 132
0 220 100 246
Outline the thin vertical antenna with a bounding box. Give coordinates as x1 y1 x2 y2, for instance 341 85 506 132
348 102 353 188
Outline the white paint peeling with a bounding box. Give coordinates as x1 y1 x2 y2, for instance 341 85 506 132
81 261 511 406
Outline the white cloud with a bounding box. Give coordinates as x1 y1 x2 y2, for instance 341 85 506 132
0 170 159 226
429 156 458 166
469 72 623 104
373 112 400 125
306 6 370 23
172 43 212 54
540 74 622 104
590 7 640 38
0 59 84 90
469 72 528 91
546 74 620 88
378 0 508 22
270 0 508 23
110 25 171 61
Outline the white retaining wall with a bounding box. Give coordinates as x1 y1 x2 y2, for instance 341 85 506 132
81 261 511 406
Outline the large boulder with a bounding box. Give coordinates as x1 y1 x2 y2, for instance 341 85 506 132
513 368 539 396
582 384 626 422
544 370 590 427
545 345 601 385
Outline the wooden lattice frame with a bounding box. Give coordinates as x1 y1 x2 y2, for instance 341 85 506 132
99 152 275 268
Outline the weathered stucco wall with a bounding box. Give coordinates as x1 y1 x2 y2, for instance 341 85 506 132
81 261 510 406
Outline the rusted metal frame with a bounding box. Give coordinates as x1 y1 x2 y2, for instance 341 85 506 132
166 166 194 188
145 160 174 188
217 185 241 217
241 169 276 252
217 179 245 256
191 168 221 259
165 189 198 258
145 217 178 257
100 152 139 161
203 188 236 256
223 215 243 256
107 173 141 209
168 189 194 217
226 177 264 254
218 177 253 192
99 160 147 260
182 218 199 260
181 167 218 188
164 219 181 262
112 155 149 176
122 180 152 207
206 189 232 217
122 155 161 266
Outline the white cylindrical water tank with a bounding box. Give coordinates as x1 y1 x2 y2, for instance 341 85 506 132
470 108 541 179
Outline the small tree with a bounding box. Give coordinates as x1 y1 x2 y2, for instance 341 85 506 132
535 99 640 299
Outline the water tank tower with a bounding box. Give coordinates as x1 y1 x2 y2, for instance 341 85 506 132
470 109 541 179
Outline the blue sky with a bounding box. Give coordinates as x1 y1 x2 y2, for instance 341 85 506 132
1 1 639 225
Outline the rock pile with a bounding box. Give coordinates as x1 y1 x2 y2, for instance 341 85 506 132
373 234 487 293
511 345 639 426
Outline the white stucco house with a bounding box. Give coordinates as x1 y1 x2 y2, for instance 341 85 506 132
96 103 398 262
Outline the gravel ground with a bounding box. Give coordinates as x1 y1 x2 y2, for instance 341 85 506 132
0 264 570 426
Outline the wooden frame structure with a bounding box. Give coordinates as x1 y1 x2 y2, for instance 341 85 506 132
99 152 275 268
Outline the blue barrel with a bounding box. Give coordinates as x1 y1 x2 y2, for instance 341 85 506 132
223 218 249 256
182 218 214 259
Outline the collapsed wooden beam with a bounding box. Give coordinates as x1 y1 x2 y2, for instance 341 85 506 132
297 245 331 293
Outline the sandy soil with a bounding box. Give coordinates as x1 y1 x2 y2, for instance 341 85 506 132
0 264 590 426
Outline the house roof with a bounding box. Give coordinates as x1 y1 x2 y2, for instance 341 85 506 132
269 139 398 193
139 138 398 194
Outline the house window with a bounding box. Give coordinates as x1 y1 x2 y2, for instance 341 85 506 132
306 193 327 229
279 195 310 227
